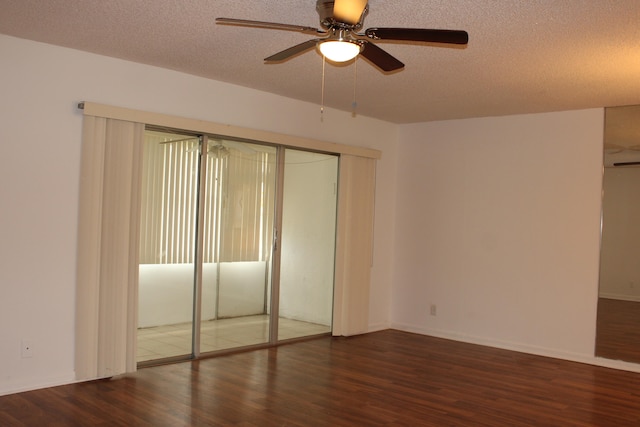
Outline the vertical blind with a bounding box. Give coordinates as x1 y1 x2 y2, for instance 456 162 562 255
213 147 276 262
332 154 377 336
139 134 200 264
138 135 276 264
75 116 143 380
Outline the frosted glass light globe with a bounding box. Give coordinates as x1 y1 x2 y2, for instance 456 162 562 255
318 41 361 62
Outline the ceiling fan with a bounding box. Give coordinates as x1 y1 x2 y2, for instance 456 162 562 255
216 0 468 72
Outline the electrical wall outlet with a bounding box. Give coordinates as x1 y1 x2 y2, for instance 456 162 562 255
21 340 33 358
430 304 437 316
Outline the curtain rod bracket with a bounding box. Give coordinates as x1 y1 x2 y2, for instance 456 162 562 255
77 102 85 110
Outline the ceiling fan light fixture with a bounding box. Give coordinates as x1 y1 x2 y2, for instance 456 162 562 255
318 40 361 62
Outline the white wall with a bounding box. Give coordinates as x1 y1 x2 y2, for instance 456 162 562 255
393 110 605 361
599 167 640 301
138 262 268 328
0 34 397 395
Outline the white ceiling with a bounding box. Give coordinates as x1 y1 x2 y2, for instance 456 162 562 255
1 1 640 124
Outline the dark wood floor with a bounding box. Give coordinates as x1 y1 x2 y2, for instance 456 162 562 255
596 298 640 364
2 330 640 426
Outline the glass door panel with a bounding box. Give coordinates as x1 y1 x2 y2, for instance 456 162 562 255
278 149 338 340
137 130 200 363
199 139 277 353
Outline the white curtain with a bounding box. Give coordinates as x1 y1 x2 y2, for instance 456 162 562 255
75 116 144 380
333 154 376 336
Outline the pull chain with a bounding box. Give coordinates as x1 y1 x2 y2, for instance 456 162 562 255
352 57 358 116
320 55 359 120
320 55 326 122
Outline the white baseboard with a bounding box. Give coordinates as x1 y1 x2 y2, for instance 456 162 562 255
0 372 76 397
367 322 390 333
389 322 640 374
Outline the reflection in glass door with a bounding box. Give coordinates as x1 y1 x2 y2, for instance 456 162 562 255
278 149 338 340
137 130 338 364
137 131 279 363
137 131 200 362
199 139 277 353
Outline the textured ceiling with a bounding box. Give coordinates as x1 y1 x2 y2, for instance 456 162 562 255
1 1 640 124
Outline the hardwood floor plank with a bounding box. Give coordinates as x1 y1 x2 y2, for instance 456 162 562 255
2 330 640 426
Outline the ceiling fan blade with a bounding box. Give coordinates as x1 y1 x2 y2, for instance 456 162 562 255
365 28 469 45
614 162 640 167
360 42 404 72
265 39 319 62
333 0 368 25
216 18 322 35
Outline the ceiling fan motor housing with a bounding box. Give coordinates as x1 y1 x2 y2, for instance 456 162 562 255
316 0 367 30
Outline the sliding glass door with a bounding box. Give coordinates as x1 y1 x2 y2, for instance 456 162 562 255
137 130 337 364
278 149 338 340
137 131 200 361
199 139 277 353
